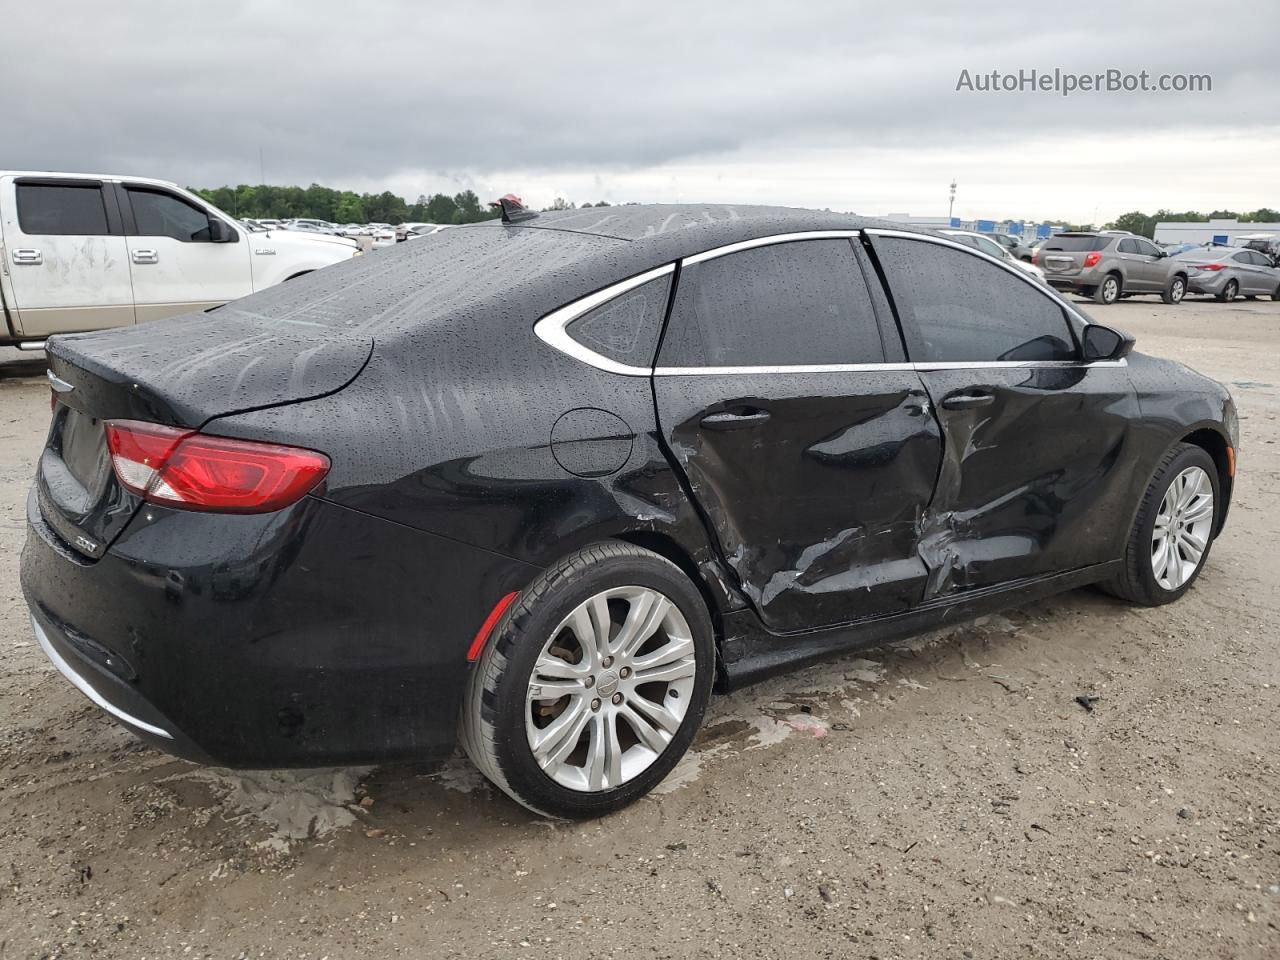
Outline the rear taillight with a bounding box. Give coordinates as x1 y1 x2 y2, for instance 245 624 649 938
1199 263 1225 271
1031 250 1040 264
104 420 330 513
1083 252 1102 268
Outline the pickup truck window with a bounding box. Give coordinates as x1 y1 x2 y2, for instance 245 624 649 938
16 183 110 236
127 187 214 242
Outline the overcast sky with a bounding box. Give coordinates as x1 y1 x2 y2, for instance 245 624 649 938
3 2 1277 223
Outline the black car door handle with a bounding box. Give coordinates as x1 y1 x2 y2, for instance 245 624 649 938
941 390 995 410
701 408 772 430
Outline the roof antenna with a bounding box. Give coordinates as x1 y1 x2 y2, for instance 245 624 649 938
490 193 539 224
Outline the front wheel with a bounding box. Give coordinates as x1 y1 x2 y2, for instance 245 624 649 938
1162 275 1186 304
1103 443 1218 606
460 542 714 818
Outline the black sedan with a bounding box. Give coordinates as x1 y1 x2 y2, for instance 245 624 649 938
21 203 1237 819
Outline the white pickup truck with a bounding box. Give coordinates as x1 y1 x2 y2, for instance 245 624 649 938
0 171 359 349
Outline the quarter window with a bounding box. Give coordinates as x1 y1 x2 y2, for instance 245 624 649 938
16 183 110 236
127 188 215 242
874 236 1078 364
565 273 672 367
657 239 885 367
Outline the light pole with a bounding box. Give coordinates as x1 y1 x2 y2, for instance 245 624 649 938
948 180 957 223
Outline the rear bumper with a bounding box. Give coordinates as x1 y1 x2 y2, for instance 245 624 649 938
1186 272 1229 295
21 487 538 768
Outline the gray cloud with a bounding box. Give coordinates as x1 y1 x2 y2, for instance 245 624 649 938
3 1 1276 207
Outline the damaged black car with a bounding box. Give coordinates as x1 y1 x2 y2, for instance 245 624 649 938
21 203 1237 818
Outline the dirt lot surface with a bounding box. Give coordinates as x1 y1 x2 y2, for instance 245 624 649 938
0 295 1277 959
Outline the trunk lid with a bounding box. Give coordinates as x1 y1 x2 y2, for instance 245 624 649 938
38 312 372 559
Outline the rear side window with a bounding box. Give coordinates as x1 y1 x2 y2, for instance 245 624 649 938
874 236 1078 364
1043 235 1108 252
15 183 110 236
565 273 671 367
127 188 214 242
658 239 884 366
1117 238 1139 253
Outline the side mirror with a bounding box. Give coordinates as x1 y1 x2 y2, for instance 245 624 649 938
208 218 239 243
1081 323 1135 362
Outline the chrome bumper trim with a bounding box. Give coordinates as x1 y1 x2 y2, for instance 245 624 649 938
31 615 173 739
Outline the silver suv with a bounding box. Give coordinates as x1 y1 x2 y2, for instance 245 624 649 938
1035 232 1188 305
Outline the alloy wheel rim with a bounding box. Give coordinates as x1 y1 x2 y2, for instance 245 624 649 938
1151 465 1214 590
1172 279 1184 301
1103 278 1118 302
525 586 696 792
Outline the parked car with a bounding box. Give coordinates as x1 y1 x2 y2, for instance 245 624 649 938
22 204 1236 818
1175 247 1280 301
282 219 339 235
1237 233 1280 265
1034 232 1188 305
940 229 1047 283
368 225 397 248
1019 236 1047 262
0 172 360 348
408 223 449 239
395 221 436 241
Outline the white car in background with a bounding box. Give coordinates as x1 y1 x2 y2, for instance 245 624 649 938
282 218 339 234
368 225 396 248
0 171 359 348
940 229 1048 284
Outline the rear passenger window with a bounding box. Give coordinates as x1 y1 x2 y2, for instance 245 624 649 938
565 273 672 367
657 239 884 367
16 183 110 236
127 188 214 242
874 236 1078 364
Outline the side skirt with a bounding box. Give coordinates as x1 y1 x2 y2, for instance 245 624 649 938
716 560 1122 690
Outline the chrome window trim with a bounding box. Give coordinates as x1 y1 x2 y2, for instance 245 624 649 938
653 359 1126 377
532 263 675 377
31 615 173 739
536 228 1112 377
863 227 1097 328
681 230 862 266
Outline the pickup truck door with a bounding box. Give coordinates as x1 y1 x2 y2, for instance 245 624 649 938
118 182 252 322
0 176 134 336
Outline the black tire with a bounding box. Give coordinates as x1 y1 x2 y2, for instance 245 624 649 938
1092 273 1121 305
1272 285 1280 302
460 541 715 818
1216 279 1239 302
1102 443 1219 606
1162 275 1186 304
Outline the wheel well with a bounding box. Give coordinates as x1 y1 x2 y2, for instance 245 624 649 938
1181 427 1232 533
284 270 313 282
612 530 727 649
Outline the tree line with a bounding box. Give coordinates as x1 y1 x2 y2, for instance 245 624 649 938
1105 208 1280 239
191 183 501 225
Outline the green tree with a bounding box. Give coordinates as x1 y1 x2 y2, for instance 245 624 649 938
425 193 459 224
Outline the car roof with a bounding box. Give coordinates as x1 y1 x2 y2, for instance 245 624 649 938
0 169 179 189
460 203 929 261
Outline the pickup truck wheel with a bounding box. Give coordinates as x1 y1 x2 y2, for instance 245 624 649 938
1162 275 1186 304
1216 279 1239 302
1092 273 1121 305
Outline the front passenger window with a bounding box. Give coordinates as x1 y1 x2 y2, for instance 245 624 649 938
873 236 1078 364
127 188 216 242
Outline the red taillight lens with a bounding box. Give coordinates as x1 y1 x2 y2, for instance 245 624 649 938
1083 252 1102 268
104 419 330 513
1199 263 1224 271
1031 250 1040 264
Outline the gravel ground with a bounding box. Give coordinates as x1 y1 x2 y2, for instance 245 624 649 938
0 295 1276 959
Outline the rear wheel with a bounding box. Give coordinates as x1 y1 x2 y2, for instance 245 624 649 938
1162 275 1186 304
460 541 714 818
1273 284 1280 301
1103 443 1218 606
1217 279 1239 302
1093 273 1121 304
